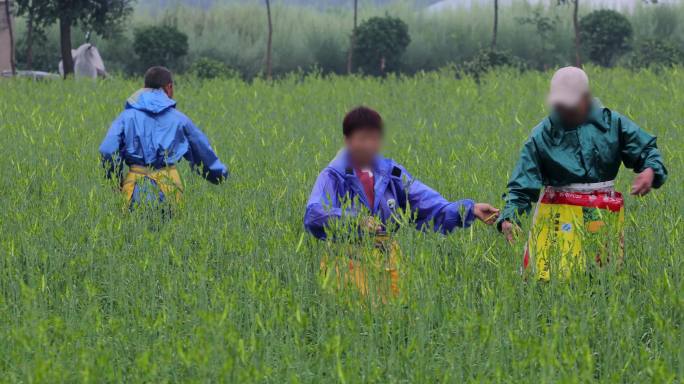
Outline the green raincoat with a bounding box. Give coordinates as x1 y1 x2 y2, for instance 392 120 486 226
498 101 667 227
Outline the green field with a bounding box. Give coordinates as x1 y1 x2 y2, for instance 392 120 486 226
0 68 681 382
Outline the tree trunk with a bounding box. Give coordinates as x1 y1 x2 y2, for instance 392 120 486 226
264 0 273 80
572 0 582 67
346 0 358 74
3 0 15 74
26 4 33 70
59 16 73 78
491 0 498 50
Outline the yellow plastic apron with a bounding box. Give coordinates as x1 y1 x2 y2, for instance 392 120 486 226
121 165 184 206
320 233 401 302
525 181 625 281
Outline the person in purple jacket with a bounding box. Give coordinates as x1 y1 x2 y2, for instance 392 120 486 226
304 106 499 240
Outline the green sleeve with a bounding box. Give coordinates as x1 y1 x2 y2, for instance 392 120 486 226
497 137 544 229
618 115 668 188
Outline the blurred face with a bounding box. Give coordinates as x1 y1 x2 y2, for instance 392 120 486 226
554 94 591 128
345 128 383 168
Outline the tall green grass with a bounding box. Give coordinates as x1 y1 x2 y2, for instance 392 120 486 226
0 68 681 382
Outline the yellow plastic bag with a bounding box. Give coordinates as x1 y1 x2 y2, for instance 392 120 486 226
320 234 401 302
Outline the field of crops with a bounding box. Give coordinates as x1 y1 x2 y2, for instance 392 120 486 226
0 68 681 382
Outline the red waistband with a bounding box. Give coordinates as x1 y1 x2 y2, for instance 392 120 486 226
540 189 624 212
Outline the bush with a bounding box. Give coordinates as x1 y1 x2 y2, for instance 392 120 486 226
627 39 683 69
459 49 526 81
579 10 633 67
133 25 189 72
353 16 411 76
15 33 61 72
189 58 239 80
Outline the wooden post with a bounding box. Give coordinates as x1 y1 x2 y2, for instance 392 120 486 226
26 0 33 70
265 0 273 80
491 0 498 50
59 16 74 77
346 0 358 74
2 0 15 74
572 0 582 68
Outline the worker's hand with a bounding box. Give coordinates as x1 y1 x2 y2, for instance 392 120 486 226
500 220 520 244
631 168 655 196
474 203 500 225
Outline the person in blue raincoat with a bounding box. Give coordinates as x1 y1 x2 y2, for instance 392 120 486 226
99 66 228 208
304 106 499 240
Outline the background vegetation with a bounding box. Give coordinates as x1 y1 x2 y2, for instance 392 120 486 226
10 1 684 78
0 68 680 382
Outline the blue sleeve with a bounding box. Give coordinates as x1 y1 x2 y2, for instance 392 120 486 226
401 167 476 233
99 115 125 181
183 119 229 184
304 170 356 240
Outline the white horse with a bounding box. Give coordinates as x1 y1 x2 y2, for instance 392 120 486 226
58 43 107 79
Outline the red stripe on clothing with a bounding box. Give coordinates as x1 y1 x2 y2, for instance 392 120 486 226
539 190 624 212
356 168 375 209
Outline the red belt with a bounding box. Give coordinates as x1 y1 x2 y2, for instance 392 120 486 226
540 190 624 212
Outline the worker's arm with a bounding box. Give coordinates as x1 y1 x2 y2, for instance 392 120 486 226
183 119 229 184
618 114 668 189
304 170 356 240
497 137 543 229
395 166 476 233
98 115 125 182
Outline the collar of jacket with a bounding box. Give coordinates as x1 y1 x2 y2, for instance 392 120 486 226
327 148 394 212
327 148 392 177
547 98 610 146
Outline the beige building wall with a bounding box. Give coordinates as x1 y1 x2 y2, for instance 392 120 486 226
0 0 14 72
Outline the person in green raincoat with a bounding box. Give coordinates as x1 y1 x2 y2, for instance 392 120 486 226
497 67 667 276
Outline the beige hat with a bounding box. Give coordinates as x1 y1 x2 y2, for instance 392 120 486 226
547 66 590 108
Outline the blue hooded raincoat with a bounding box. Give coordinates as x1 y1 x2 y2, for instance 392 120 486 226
99 89 228 183
304 150 476 239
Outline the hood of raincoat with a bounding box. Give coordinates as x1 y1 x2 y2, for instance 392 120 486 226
125 88 177 114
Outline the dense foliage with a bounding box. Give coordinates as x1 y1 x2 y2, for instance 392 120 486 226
459 49 526 81
353 15 411 75
13 0 133 74
189 57 239 80
133 24 189 72
11 2 684 78
628 38 684 69
0 69 680 382
579 10 634 67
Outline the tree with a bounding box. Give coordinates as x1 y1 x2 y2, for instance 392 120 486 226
557 0 582 67
346 0 358 74
628 39 683 69
572 0 580 67
516 11 560 70
133 25 188 71
461 49 525 82
491 0 498 50
25 0 132 78
2 0 15 74
579 9 633 67
14 0 51 70
353 15 410 76
189 57 239 80
264 0 273 80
